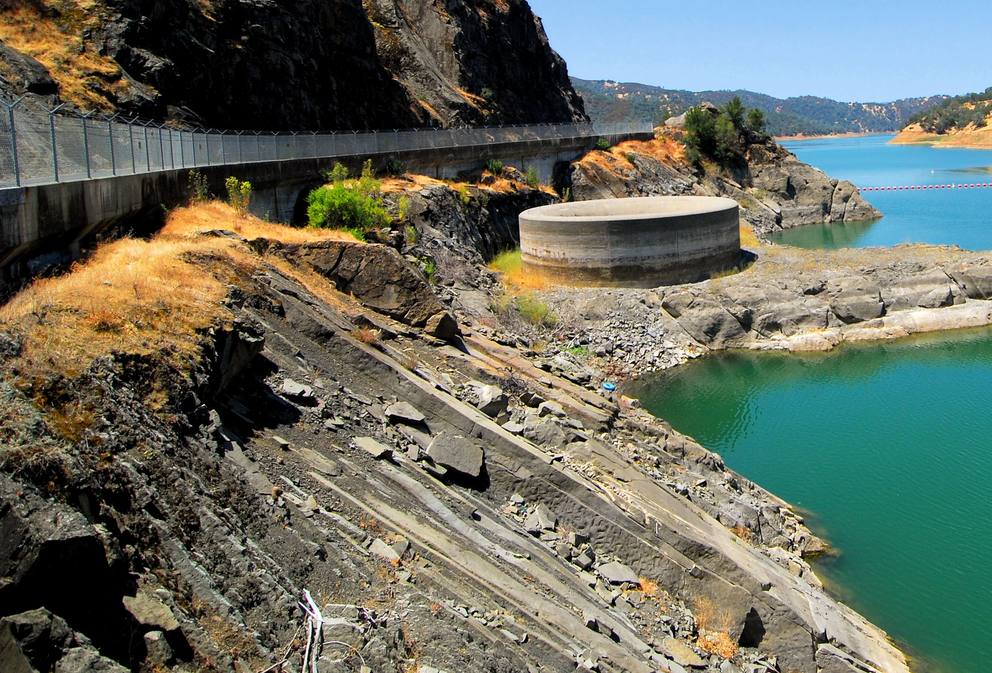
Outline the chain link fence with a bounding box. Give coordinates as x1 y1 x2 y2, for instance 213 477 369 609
0 102 653 189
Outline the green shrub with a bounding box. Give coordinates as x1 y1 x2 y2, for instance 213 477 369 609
594 138 612 152
516 294 557 327
225 177 252 216
188 170 209 203
405 223 419 244
326 162 349 183
397 196 410 220
490 248 523 276
457 184 471 205
525 166 540 188
625 152 638 164
422 258 436 283
385 157 405 176
307 161 391 235
486 158 505 176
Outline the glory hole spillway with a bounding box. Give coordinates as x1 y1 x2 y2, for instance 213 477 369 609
519 196 742 287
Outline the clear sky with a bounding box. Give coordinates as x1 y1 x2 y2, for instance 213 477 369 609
527 0 992 103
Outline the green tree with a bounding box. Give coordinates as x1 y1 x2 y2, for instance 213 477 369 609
746 108 767 135
722 95 747 132
713 116 738 164
684 106 717 157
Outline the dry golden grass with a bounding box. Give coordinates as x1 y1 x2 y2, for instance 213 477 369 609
0 202 359 379
162 202 357 244
693 596 733 633
0 235 232 375
697 629 739 659
488 248 550 293
739 223 760 248
639 577 660 597
0 2 124 111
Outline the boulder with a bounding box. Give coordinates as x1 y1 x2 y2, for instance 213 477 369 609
826 277 884 324
122 592 180 632
475 385 509 418
425 312 460 340
281 378 314 400
353 437 393 459
426 432 485 478
946 263 992 299
143 631 173 666
385 402 426 425
0 608 75 673
277 241 446 327
661 637 704 668
597 561 639 585
524 504 557 534
369 539 401 564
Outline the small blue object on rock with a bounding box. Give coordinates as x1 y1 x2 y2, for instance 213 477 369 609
603 382 616 391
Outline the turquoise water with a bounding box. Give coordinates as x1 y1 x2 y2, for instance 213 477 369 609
633 329 992 673
772 135 992 250
635 137 992 672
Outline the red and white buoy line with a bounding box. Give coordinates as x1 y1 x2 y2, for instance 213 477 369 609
856 183 992 192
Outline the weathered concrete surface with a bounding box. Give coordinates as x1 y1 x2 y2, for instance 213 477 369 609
519 196 741 287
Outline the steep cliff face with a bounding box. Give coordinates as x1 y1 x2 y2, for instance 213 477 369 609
0 0 585 131
367 0 585 126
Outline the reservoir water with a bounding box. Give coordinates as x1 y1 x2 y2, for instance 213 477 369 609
771 134 992 250
636 137 992 673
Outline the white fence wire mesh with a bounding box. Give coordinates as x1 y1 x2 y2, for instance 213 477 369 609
0 103 653 189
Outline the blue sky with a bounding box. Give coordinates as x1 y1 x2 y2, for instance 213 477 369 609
527 0 992 103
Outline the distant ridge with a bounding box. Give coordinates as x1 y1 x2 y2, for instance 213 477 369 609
572 78 947 137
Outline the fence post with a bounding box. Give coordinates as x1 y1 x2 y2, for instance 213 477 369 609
2 97 24 187
156 123 165 171
127 119 137 173
236 130 243 164
79 111 92 179
107 116 117 176
141 121 151 171
220 130 227 164
39 103 66 182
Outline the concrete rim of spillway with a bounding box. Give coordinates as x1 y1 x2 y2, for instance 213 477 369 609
518 196 742 288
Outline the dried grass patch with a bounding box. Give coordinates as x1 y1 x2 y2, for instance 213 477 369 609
0 3 124 111
0 202 356 379
697 629 739 659
488 248 550 293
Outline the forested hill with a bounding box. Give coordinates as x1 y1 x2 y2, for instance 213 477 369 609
907 87 992 132
572 78 946 136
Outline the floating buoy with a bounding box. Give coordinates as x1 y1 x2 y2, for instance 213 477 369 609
603 382 616 392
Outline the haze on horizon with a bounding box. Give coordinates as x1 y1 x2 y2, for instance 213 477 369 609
528 0 992 103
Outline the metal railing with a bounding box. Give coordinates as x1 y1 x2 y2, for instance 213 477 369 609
0 100 653 189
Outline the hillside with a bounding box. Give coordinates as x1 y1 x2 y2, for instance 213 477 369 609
0 0 586 131
890 86 992 148
572 78 945 137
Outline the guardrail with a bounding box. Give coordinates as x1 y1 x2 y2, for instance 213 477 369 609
0 100 653 189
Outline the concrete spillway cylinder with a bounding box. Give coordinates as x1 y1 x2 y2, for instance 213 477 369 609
519 196 741 288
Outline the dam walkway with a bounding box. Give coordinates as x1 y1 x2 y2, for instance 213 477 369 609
0 107 650 188
0 108 652 285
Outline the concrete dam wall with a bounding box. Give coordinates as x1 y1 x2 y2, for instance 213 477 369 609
519 196 741 288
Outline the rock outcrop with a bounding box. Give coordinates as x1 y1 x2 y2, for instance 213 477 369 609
562 132 881 239
0 0 586 130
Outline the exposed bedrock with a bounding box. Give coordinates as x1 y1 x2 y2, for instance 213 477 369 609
0 0 586 130
0 217 912 672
